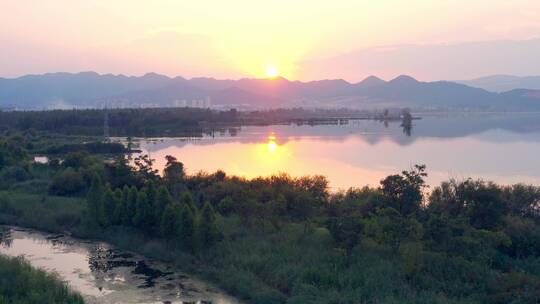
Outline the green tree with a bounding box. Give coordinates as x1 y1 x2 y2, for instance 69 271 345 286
86 173 104 225
145 181 157 205
164 155 185 197
217 196 234 216
503 184 540 218
134 154 159 181
133 191 152 230
62 151 89 169
289 192 317 234
328 214 363 256
120 186 131 225
268 194 287 230
180 192 197 214
429 179 506 230
428 180 466 217
466 181 505 230
106 156 140 189
366 207 424 252
198 202 221 248
178 205 195 250
160 202 181 239
155 186 173 230
125 186 138 226
379 164 427 216
424 213 453 249
234 198 257 226
102 187 116 227
48 168 85 196
112 188 124 225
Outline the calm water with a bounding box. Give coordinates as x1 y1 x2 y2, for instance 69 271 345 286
134 113 540 190
0 227 239 304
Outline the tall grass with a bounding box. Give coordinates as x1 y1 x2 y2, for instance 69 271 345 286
0 255 84 304
0 191 84 233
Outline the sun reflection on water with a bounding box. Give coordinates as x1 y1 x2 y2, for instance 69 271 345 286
257 134 290 165
267 135 278 153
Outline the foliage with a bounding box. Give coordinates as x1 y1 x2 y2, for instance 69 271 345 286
2 135 540 304
44 141 126 155
48 168 85 196
0 255 84 304
198 202 221 248
133 191 152 229
379 164 427 216
86 173 104 226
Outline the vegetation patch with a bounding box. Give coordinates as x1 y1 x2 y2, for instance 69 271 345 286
1 130 540 303
0 255 84 304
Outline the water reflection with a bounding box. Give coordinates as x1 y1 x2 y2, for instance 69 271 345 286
0 227 240 304
267 135 278 153
133 113 540 189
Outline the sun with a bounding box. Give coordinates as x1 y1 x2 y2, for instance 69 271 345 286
265 67 279 78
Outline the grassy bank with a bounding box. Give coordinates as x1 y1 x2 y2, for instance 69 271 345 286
0 255 84 304
0 191 284 302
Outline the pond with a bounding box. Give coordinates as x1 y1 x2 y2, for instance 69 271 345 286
0 226 240 304
132 112 540 190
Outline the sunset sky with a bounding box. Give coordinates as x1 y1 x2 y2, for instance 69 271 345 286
1 0 540 81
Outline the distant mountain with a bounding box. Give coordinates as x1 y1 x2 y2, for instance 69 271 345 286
356 76 387 88
0 72 173 108
459 75 540 92
1 72 539 110
210 87 284 107
354 76 500 108
98 80 208 107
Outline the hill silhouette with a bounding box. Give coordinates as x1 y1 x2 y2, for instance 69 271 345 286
1 72 539 110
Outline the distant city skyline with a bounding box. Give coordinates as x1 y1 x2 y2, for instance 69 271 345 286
1 1 540 81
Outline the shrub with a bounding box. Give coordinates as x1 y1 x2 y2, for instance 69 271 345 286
48 168 86 196
0 166 30 188
0 255 84 303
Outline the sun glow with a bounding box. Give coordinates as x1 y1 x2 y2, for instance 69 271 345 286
258 134 288 160
267 135 278 153
265 67 279 78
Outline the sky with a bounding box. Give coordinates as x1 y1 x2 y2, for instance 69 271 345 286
1 0 540 81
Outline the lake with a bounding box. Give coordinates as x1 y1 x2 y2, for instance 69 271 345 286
0 226 240 304
134 112 540 190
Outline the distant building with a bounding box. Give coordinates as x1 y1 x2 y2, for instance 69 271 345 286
174 99 187 107
0 105 17 112
182 97 212 108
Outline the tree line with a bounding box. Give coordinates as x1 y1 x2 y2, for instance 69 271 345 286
0 107 413 137
85 173 221 251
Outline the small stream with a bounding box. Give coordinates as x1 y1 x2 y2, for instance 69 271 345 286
0 226 240 304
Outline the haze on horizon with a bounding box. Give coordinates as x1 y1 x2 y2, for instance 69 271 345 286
1 0 540 81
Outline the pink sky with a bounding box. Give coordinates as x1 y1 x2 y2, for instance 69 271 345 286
1 0 540 81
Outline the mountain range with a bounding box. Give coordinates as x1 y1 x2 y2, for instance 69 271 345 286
458 75 540 93
1 72 539 110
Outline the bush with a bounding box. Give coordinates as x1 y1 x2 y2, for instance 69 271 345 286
0 255 84 303
48 168 86 196
0 194 18 216
9 179 49 194
0 166 30 189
